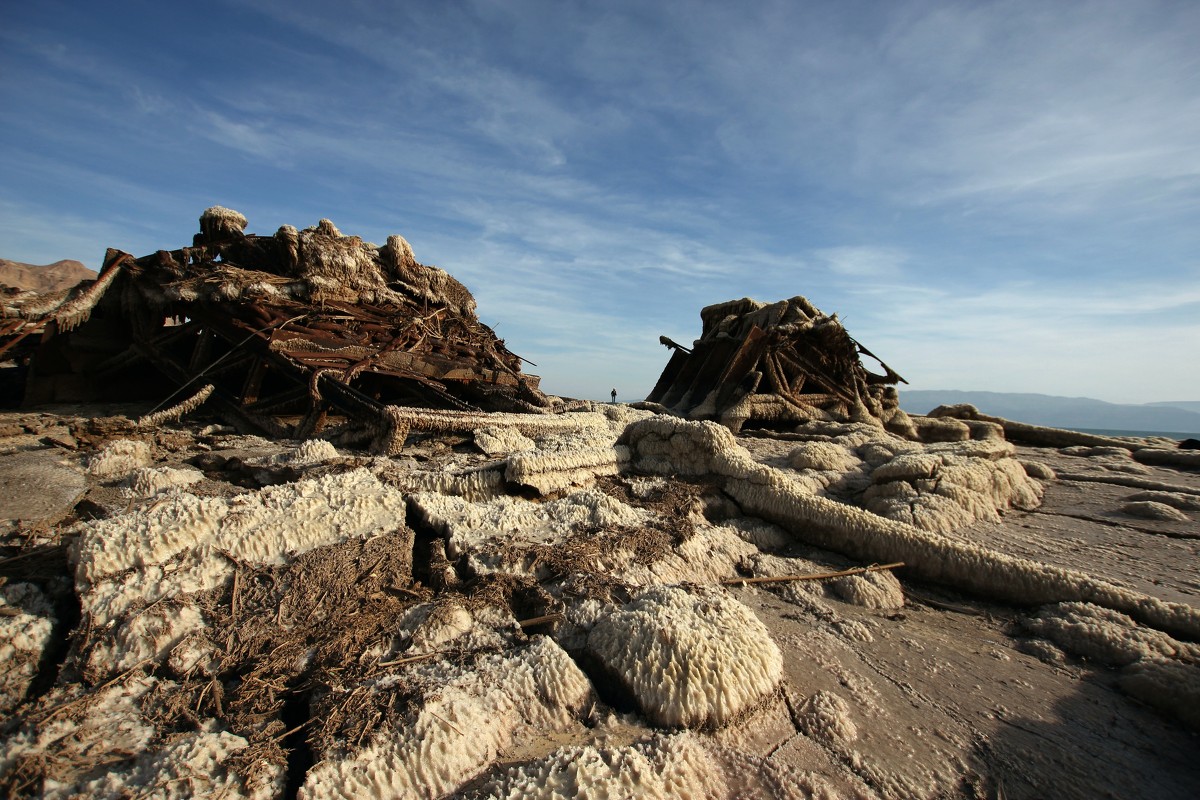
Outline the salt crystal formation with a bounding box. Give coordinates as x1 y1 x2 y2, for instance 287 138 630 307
587 586 783 728
72 468 409 675
86 438 151 478
0 583 55 714
469 731 838 799
299 637 594 800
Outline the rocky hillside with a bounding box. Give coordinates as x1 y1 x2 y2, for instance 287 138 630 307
0 258 97 292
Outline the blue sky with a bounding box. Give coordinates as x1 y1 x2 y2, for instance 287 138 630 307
2 0 1198 404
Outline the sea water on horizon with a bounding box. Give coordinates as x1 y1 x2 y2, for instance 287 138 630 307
1077 427 1197 440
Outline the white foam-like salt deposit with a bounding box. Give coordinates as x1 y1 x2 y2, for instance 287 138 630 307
85 602 209 674
275 438 339 465
865 450 1043 534
497 422 635 495
389 600 515 658
1020 459 1057 480
1124 491 1200 511
412 488 646 576
1022 602 1200 667
299 637 593 800
0 582 55 713
81 725 280 800
73 469 407 672
504 442 629 495
474 426 535 456
616 523 759 587
788 441 858 472
471 731 839 800
1118 657 1200 730
587 585 783 728
1119 500 1189 522
1 676 160 791
126 465 204 497
829 568 905 610
1 673 278 799
87 439 152 478
795 690 859 747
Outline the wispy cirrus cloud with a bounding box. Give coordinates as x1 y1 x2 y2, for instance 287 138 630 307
2 0 1197 403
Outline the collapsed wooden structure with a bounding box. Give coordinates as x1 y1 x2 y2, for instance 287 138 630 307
647 297 911 433
0 207 550 452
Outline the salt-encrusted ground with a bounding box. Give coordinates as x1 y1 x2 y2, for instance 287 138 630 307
0 402 1197 799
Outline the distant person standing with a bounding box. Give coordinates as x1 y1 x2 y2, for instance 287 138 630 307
610 388 617 404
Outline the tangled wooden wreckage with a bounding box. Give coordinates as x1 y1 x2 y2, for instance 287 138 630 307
647 296 912 435
0 208 555 453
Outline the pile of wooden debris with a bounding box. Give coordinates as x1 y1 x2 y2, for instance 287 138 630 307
0 207 552 452
647 296 913 435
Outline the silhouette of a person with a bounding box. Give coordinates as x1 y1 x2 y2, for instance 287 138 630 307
610 388 617 404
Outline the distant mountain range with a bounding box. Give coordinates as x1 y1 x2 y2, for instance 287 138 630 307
900 390 1200 436
0 258 97 293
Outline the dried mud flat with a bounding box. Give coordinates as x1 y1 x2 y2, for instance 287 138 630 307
1 402 1197 799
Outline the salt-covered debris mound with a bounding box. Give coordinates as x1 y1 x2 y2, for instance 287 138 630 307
71 468 410 677
586 585 783 729
0 675 284 799
0 207 553 453
647 296 912 434
0 583 55 715
300 624 595 799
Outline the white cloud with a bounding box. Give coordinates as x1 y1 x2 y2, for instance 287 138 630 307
813 246 908 278
839 274 1200 404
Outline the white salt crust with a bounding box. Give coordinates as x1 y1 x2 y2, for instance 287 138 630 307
0 677 159 787
0 675 279 799
587 586 783 728
126 465 204 497
474 425 535 456
411 488 647 578
401 462 508 502
471 731 841 800
621 417 1200 640
1023 602 1200 667
864 443 1044 534
1119 500 1189 522
495 413 649 495
81 725 280 800
504 439 630 495
275 438 339 465
828 569 905 610
1024 602 1200 730
1020 460 1057 480
389 600 513 658
1124 491 1200 511
795 690 859 747
788 441 858 472
73 469 408 672
615 523 759 588
299 637 594 800
0 582 54 713
1118 658 1200 730
86 439 152 478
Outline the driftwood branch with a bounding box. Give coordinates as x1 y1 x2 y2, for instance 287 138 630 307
721 561 904 586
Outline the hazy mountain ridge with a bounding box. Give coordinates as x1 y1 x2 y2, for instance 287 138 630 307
0 258 97 293
901 390 1200 435
1147 400 1200 415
